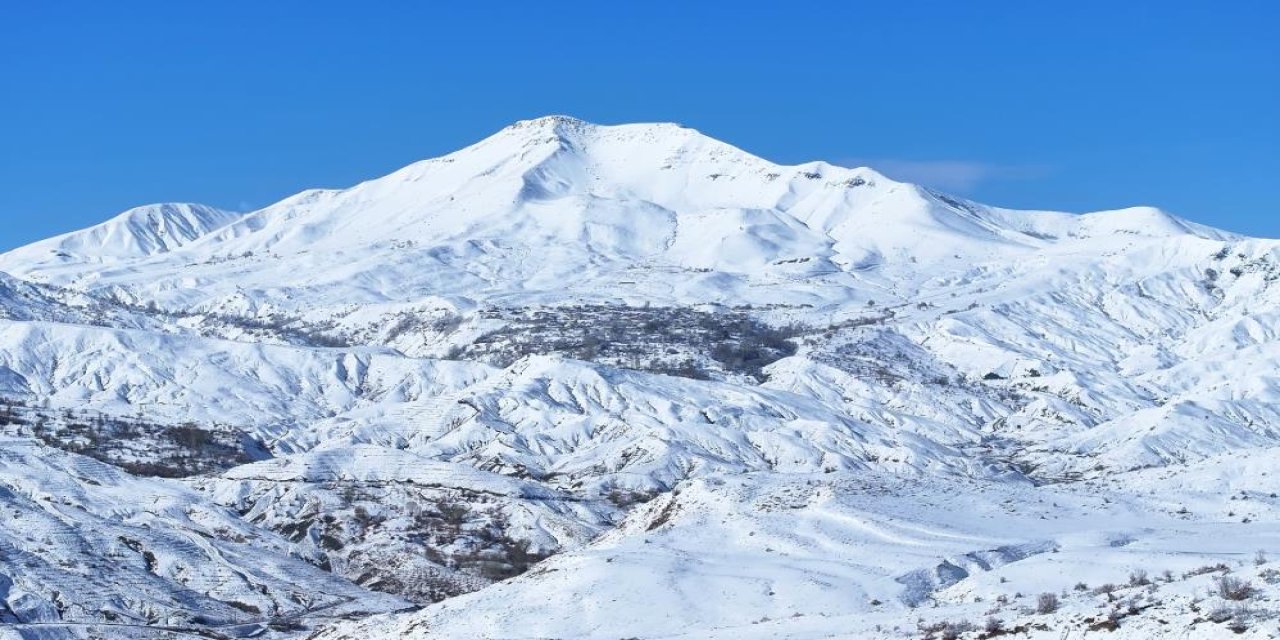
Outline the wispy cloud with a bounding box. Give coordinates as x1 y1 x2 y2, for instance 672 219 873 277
840 159 1051 193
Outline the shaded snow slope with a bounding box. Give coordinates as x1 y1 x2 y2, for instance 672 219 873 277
0 437 404 635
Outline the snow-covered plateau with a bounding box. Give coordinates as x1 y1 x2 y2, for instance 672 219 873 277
1 116 1278 639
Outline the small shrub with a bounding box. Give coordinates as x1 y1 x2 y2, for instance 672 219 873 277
1207 606 1235 623
1184 563 1230 579
1216 575 1255 601
1123 597 1142 616
1087 608 1123 632
1035 592 1059 614
984 616 1003 633
921 619 975 640
1128 569 1150 587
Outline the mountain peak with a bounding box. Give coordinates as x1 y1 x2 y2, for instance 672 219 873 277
0 201 243 272
500 115 602 146
113 201 234 225
498 115 698 147
507 114 591 131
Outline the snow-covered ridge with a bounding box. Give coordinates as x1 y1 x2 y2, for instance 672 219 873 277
0 117 1230 308
0 202 242 280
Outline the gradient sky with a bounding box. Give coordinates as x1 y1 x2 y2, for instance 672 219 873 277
1 1 1276 251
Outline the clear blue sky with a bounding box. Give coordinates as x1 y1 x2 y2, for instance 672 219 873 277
2 1 1276 250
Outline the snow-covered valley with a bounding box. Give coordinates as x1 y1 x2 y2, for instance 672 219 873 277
1 116 1278 638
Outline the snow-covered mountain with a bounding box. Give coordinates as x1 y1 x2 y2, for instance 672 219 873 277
1 117 1277 639
3 203 242 274
0 116 1234 310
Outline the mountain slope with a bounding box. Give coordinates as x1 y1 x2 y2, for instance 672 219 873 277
0 437 404 635
1 203 242 280
315 467 1280 640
